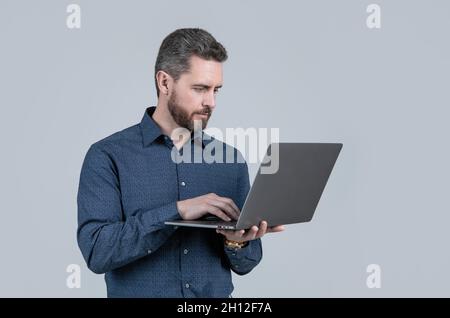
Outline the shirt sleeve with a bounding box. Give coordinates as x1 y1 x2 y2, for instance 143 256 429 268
223 151 263 275
77 144 181 274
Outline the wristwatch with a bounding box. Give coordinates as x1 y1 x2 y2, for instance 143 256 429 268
224 239 248 249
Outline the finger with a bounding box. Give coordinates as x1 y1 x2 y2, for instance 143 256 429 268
216 228 233 234
208 200 238 220
217 229 245 238
208 206 232 222
216 228 228 236
209 198 239 220
255 221 268 239
216 229 240 242
207 199 235 219
267 225 285 233
222 198 240 219
242 226 258 241
214 195 240 215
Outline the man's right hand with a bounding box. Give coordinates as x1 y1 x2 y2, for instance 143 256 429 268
177 193 240 221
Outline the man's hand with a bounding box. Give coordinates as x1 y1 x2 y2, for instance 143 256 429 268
177 193 240 221
216 221 285 243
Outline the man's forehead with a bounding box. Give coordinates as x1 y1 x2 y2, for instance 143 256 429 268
183 56 223 84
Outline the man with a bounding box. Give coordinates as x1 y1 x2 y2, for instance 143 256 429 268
77 28 284 298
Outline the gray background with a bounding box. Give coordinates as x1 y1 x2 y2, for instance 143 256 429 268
1 0 449 297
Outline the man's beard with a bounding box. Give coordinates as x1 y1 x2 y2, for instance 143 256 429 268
167 90 211 131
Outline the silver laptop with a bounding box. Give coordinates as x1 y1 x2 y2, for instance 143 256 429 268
165 142 342 230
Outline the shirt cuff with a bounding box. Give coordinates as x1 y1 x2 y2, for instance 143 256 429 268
224 239 262 274
140 201 181 231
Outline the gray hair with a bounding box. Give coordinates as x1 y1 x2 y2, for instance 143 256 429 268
154 28 228 97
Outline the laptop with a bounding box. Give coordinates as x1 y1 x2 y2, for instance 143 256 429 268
165 142 342 230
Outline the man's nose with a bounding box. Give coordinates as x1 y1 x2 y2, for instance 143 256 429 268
203 91 216 110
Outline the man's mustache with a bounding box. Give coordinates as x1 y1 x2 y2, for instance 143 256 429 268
193 108 212 116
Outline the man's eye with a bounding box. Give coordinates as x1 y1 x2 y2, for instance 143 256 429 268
214 89 219 94
194 87 205 92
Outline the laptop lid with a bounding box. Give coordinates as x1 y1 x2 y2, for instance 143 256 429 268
234 142 342 229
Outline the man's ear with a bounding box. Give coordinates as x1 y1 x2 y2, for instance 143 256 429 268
156 70 171 96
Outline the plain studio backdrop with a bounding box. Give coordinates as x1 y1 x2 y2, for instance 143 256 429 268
0 0 449 297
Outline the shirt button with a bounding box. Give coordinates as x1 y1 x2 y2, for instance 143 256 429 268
180 181 186 187
147 249 152 254
183 249 189 255
185 283 190 289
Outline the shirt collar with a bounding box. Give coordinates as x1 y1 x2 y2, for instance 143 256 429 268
140 106 213 148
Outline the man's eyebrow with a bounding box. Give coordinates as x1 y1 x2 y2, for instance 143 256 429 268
192 84 223 89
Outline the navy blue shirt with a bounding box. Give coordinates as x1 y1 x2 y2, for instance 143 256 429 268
77 107 262 298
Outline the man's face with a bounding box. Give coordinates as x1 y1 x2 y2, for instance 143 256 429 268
168 55 223 131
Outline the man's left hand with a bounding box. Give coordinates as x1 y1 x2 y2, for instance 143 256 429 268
216 221 285 243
